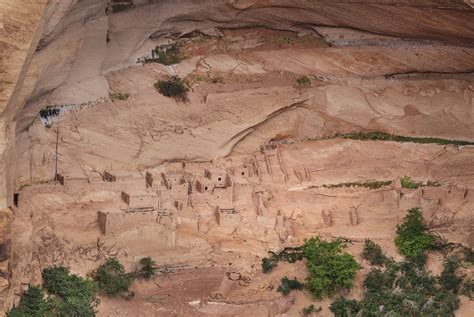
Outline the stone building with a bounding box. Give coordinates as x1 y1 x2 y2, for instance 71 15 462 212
216 207 240 228
121 191 159 208
205 169 231 188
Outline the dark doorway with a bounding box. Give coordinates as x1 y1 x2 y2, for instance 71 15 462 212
13 193 19 207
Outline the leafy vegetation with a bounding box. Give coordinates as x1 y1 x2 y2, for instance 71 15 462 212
9 257 162 316
136 257 157 280
145 43 183 65
109 92 129 102
42 266 100 316
338 131 474 146
400 176 422 189
261 246 303 273
39 106 61 120
296 76 311 86
154 76 189 101
303 237 360 298
7 286 56 317
110 3 134 13
261 256 278 273
9 267 100 317
330 208 471 316
329 298 361 317
322 180 392 190
395 208 435 265
462 278 473 299
341 260 460 316
362 239 388 266
93 257 133 297
439 256 463 293
277 277 304 295
301 304 321 316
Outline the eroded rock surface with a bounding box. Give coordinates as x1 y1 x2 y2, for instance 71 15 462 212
1 0 474 315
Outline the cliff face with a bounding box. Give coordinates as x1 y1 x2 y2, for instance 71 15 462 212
0 0 48 300
1 0 474 313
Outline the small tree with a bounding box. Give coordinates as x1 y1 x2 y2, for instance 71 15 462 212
261 255 278 273
42 266 99 316
137 257 157 280
329 298 361 317
154 76 189 101
440 256 463 293
362 239 387 266
400 176 422 189
303 237 360 298
277 276 303 295
395 208 435 265
296 76 311 86
93 257 133 297
7 286 55 317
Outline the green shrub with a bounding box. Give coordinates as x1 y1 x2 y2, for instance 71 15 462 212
109 92 129 102
93 257 133 297
42 266 99 316
261 256 278 273
400 176 422 189
277 276 303 295
464 248 474 264
440 256 463 293
333 258 463 316
303 237 360 298
329 298 361 317
462 278 473 299
7 286 56 317
395 208 435 265
301 304 321 316
9 267 100 317
296 76 311 86
146 43 183 65
136 257 157 280
322 180 391 190
110 3 134 13
154 76 189 101
261 247 303 273
362 239 387 266
339 131 474 146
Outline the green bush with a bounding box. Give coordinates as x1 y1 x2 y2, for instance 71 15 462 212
42 266 99 316
440 256 463 293
395 208 435 265
301 304 321 316
332 258 463 316
9 267 100 317
261 247 303 273
322 180 391 190
303 237 360 298
339 131 474 146
146 43 183 65
329 298 361 317
110 3 134 13
400 176 422 189
462 278 473 299
7 286 56 317
109 92 129 102
261 256 278 273
277 276 303 295
362 239 387 266
136 257 157 280
296 76 311 86
93 257 133 297
154 76 189 101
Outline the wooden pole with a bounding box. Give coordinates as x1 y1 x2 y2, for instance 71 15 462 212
55 119 59 183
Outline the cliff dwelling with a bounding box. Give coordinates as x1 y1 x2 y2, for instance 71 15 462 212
1 0 474 316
